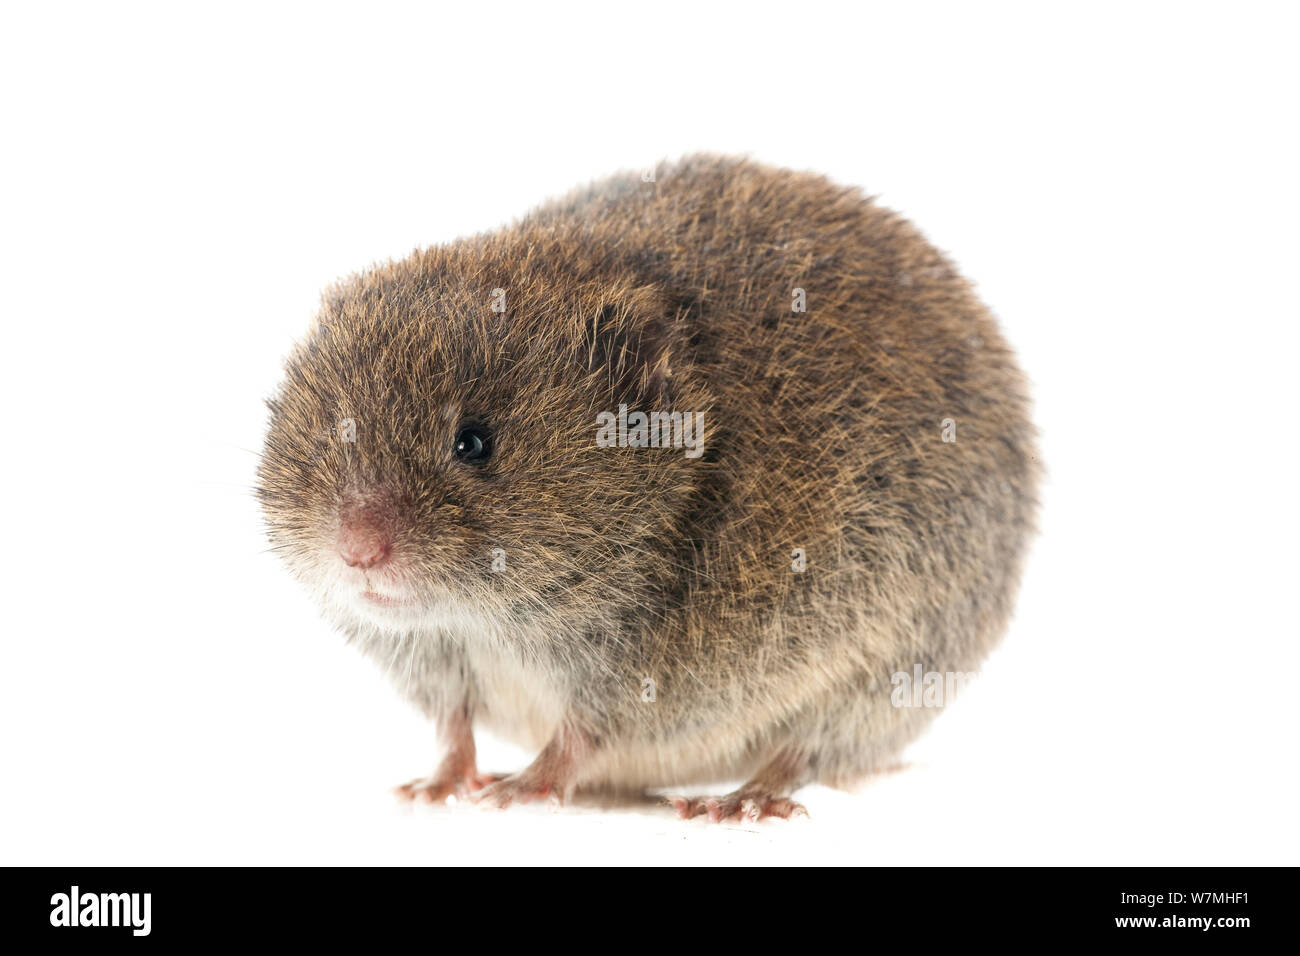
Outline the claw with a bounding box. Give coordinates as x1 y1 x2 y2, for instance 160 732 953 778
667 791 809 823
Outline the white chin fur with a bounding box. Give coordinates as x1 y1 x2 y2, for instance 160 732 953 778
340 593 491 634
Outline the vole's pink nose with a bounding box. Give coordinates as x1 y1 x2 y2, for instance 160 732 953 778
338 524 392 570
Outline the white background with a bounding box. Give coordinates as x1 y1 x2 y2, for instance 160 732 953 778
1 2 1296 865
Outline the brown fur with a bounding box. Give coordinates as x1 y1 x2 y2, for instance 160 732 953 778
257 155 1039 815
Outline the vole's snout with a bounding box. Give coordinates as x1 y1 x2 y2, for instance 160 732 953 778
337 523 391 570
335 491 404 571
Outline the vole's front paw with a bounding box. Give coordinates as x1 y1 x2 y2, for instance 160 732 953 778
470 772 563 810
668 791 809 823
394 771 504 806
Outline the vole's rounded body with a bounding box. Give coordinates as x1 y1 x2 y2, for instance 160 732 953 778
258 156 1038 818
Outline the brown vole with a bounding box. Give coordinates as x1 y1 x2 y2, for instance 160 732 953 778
257 155 1039 821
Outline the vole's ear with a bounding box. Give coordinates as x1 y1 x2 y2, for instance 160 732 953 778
583 290 678 408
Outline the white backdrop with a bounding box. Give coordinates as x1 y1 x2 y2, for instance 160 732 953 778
1 1 1296 865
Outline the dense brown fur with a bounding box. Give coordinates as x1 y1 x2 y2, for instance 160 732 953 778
257 155 1039 818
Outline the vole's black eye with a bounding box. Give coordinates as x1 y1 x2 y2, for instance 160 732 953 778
453 424 492 464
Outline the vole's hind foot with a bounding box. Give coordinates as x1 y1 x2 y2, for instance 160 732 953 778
393 770 504 805
668 791 809 823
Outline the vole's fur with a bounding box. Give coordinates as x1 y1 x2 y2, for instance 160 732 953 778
258 155 1039 819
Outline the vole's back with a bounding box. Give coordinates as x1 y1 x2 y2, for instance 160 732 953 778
524 156 1039 786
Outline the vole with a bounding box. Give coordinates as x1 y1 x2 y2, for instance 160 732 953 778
257 155 1039 821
